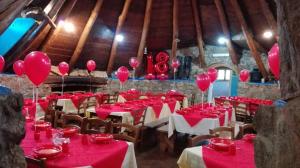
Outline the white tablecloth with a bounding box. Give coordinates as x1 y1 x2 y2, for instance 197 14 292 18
122 142 137 168
177 146 206 168
168 110 236 137
57 99 78 113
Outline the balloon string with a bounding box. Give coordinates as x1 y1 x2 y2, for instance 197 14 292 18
202 92 204 110
62 76 64 95
173 69 176 90
90 75 92 92
32 87 35 103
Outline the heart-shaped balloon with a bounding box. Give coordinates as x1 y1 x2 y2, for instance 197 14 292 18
0 56 5 72
116 66 129 83
196 73 211 92
240 69 250 82
13 60 24 76
24 51 51 86
86 60 96 72
129 57 140 69
207 67 218 83
58 62 69 76
268 43 280 80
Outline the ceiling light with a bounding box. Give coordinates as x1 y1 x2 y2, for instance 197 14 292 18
59 20 75 33
263 30 273 39
116 34 124 42
218 37 228 45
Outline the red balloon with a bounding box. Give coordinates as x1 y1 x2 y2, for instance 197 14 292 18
207 67 218 83
240 69 250 82
24 51 51 86
13 60 24 76
268 43 280 79
0 56 5 72
145 73 155 80
196 73 211 92
129 57 140 69
58 62 69 76
86 60 96 72
116 66 129 83
171 58 180 70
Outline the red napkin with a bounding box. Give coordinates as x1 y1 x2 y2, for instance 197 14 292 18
38 99 49 112
202 140 255 168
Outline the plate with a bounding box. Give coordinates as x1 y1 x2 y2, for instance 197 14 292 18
33 144 62 159
90 134 113 144
33 121 51 131
62 127 79 137
243 134 256 142
210 138 233 151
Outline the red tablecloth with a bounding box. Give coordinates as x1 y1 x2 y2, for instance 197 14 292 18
21 121 128 168
202 140 255 168
22 99 49 118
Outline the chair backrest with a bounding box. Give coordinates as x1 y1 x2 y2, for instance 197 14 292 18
82 118 111 134
239 123 256 137
44 99 58 125
214 97 224 106
209 126 235 139
108 92 119 104
131 107 147 126
188 134 216 147
53 110 64 128
234 102 249 122
190 93 196 106
111 123 140 144
25 157 45 168
61 114 85 131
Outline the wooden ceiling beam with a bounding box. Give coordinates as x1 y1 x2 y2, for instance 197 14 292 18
69 0 103 70
259 0 277 35
230 0 268 79
191 0 206 68
214 0 239 70
42 0 78 51
171 0 179 60
107 0 132 75
136 0 153 74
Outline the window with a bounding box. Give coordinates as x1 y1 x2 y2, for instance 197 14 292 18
217 68 231 81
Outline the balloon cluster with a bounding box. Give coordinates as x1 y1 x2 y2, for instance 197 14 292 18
145 52 170 80
195 67 218 92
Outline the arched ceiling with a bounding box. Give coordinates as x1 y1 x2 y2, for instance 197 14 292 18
2 0 277 73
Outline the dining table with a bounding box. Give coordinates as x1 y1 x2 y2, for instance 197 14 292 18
21 121 137 168
23 99 49 120
168 104 235 137
95 98 181 126
177 139 255 168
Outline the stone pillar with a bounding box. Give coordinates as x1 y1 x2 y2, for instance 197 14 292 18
255 0 300 167
0 93 26 167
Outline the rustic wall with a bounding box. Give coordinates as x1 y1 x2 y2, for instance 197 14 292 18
0 74 51 98
166 45 269 79
238 82 281 100
98 79 207 105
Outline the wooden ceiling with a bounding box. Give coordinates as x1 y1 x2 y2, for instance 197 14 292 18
1 0 277 73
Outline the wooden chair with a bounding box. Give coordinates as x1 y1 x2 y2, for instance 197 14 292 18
83 97 98 117
61 114 86 132
234 102 249 122
157 124 174 153
238 123 256 138
111 123 140 146
53 110 64 128
132 107 147 126
190 93 196 106
209 126 235 139
82 118 111 134
25 157 45 168
188 134 216 147
44 99 58 125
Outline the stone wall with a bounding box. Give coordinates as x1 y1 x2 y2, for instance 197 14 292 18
0 74 51 98
99 79 207 104
238 82 281 100
166 45 269 79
